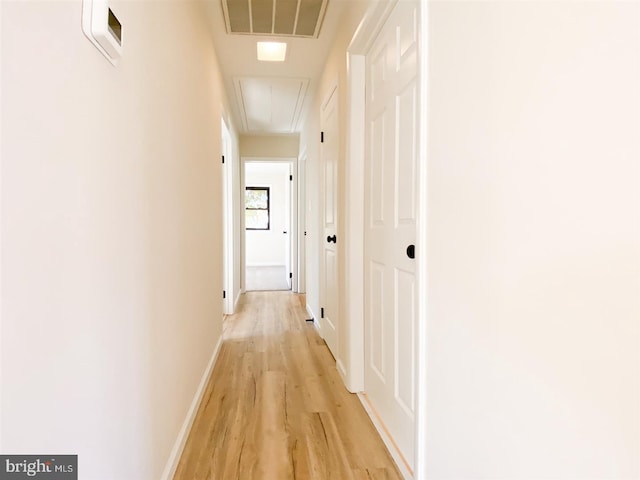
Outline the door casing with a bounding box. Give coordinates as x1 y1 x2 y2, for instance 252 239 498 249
344 1 428 478
222 120 235 314
240 157 300 293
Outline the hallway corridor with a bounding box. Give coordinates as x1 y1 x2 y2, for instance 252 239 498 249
173 292 402 480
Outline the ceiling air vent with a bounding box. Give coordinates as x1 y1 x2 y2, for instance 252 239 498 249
222 0 328 38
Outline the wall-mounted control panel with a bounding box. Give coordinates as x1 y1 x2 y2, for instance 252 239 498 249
82 0 122 65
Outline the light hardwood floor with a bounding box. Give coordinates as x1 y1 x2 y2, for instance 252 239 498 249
174 291 403 480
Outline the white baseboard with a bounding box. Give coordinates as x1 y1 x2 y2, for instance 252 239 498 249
336 359 348 384
357 393 413 480
161 336 223 480
306 304 315 321
305 304 322 335
234 290 242 311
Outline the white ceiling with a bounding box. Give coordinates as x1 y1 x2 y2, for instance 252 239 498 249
233 76 309 132
204 0 349 135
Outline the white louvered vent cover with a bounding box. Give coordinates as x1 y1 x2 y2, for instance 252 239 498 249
222 0 328 38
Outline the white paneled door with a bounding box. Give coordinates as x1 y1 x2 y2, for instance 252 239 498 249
364 0 419 471
320 85 339 358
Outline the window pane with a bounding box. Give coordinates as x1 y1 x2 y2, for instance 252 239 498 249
246 210 269 229
245 189 268 209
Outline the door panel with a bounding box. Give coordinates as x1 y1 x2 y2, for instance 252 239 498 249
395 267 415 415
370 113 386 226
324 248 338 332
369 260 386 380
364 0 418 470
397 83 417 224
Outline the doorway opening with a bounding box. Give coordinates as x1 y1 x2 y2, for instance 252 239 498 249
244 161 295 292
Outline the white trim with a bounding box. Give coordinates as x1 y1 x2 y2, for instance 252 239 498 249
240 155 246 293
348 0 397 53
160 336 224 480
290 160 299 292
306 304 316 322
343 0 399 405
336 359 348 384
343 53 366 393
297 149 307 293
234 290 242 312
306 304 322 335
222 120 235 315
357 393 413 480
415 1 429 477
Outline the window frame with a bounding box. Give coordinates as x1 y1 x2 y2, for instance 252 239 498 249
245 186 271 230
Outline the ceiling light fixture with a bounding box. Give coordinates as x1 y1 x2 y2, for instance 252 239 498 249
257 41 287 62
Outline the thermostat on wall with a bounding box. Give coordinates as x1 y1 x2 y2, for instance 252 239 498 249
82 0 122 65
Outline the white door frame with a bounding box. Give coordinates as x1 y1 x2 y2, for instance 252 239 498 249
222 119 235 315
345 1 428 478
241 157 301 293
344 0 396 393
297 148 307 293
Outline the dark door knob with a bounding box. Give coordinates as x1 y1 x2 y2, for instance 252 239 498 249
406 244 415 259
327 235 337 244
283 231 288 234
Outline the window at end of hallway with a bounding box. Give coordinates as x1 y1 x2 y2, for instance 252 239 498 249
245 187 270 230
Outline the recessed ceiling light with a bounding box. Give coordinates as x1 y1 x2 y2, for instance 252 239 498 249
257 42 287 62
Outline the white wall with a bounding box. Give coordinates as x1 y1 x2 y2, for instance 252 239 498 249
1 1 233 479
245 162 290 267
426 2 640 478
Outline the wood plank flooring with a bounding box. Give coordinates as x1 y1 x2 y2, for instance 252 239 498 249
174 291 403 480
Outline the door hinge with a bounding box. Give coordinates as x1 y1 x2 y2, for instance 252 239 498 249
289 175 293 181
222 155 225 164
223 290 226 299
289 272 293 279
321 307 324 318
321 131 324 143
